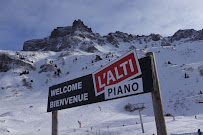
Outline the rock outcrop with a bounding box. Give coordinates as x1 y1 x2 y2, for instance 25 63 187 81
23 19 100 52
171 29 203 42
0 53 35 72
23 19 203 52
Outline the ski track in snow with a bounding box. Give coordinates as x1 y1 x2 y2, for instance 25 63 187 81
0 40 203 135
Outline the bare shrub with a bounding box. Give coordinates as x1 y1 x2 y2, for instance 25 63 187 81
198 65 203 76
20 70 29 76
22 78 32 89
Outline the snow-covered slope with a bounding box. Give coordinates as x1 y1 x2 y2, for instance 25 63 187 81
0 22 203 135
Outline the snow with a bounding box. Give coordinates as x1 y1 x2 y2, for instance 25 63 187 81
0 40 203 135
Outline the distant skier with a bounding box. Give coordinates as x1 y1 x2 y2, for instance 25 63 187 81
98 106 101 111
78 121 81 128
198 129 202 135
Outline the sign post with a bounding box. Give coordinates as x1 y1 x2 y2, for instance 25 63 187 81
146 52 167 135
52 111 58 135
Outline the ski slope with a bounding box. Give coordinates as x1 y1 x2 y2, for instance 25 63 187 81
0 40 203 135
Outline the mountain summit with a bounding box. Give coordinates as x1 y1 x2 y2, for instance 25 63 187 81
23 19 99 52
50 19 93 39
23 19 203 52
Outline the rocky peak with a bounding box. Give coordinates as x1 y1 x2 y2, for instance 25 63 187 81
196 29 203 40
171 29 200 42
22 19 203 52
23 19 99 52
149 33 162 41
72 19 85 29
72 19 92 33
104 31 137 47
50 19 92 39
50 26 72 38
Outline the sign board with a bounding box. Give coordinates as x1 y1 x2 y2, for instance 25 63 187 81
92 50 141 97
47 50 153 112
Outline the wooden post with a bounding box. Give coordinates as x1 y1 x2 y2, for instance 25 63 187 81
52 111 58 135
146 52 167 135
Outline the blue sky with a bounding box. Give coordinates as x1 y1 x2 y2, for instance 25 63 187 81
0 0 203 51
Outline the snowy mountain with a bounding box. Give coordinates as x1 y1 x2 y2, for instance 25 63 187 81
0 20 203 135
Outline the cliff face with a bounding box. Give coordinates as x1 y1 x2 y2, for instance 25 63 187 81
23 19 102 52
0 53 35 72
22 19 164 52
23 19 203 52
170 29 203 42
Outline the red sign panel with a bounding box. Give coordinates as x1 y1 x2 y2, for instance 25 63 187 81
92 50 141 96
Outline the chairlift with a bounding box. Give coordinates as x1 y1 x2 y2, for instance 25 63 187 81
130 103 147 112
